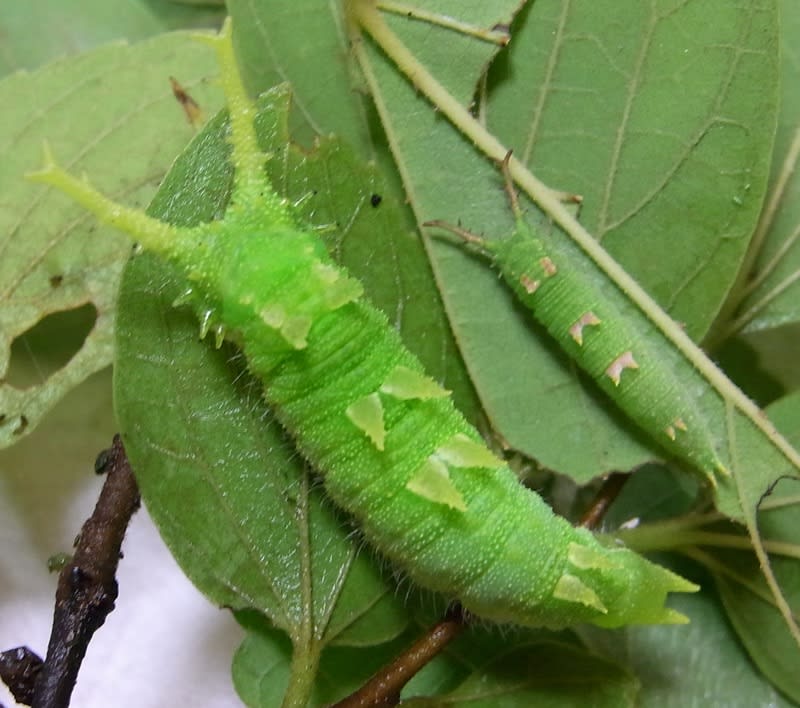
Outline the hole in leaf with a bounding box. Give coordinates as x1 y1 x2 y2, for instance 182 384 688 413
6 303 97 390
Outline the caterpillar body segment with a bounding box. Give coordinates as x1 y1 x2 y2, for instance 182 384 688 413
27 18 697 630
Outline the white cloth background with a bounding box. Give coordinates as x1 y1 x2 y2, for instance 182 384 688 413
0 370 244 707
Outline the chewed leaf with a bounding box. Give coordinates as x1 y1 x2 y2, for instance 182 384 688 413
0 33 223 448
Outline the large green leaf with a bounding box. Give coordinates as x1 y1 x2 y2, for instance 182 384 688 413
347 0 780 482
581 583 797 707
0 32 224 448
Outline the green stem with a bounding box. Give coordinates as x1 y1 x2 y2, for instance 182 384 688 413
282 471 322 708
281 643 321 708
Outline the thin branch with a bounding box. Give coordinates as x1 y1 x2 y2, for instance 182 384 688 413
578 473 629 530
0 435 140 708
331 604 467 707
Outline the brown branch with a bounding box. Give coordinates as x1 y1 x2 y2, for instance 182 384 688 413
0 435 140 708
578 472 628 530
0 646 42 705
331 604 467 708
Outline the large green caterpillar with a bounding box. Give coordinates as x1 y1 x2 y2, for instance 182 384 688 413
429 162 727 486
27 19 696 629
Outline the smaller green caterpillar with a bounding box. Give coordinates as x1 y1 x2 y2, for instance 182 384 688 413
428 158 727 486
27 19 697 630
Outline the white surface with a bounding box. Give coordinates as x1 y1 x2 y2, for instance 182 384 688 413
0 370 244 707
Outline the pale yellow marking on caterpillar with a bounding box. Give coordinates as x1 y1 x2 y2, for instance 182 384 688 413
567 542 617 571
665 417 689 441
540 256 558 277
434 433 505 469
282 316 313 349
520 274 540 294
346 392 386 450
259 303 312 349
605 351 639 386
568 311 601 346
553 573 607 613
404 433 504 509
313 261 364 309
260 304 286 329
406 456 467 511
379 366 451 400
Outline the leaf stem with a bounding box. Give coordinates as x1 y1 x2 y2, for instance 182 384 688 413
376 1 510 45
682 547 799 617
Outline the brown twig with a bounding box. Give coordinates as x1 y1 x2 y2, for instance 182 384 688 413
0 435 140 708
330 604 467 708
0 646 43 705
578 472 628 530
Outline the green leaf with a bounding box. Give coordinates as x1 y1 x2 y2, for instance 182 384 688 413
0 32 224 448
403 641 638 707
0 0 222 76
720 0 800 337
228 0 375 153
347 0 780 482
232 613 426 707
710 392 800 704
233 614 638 708
581 583 797 707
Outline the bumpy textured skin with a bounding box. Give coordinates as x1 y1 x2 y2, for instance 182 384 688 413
491 224 725 484
27 19 696 629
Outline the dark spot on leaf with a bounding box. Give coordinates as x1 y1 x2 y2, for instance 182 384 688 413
6 303 97 390
49 274 64 288
370 193 382 208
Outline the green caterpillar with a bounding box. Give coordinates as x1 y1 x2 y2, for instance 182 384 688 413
429 163 727 487
27 19 696 629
